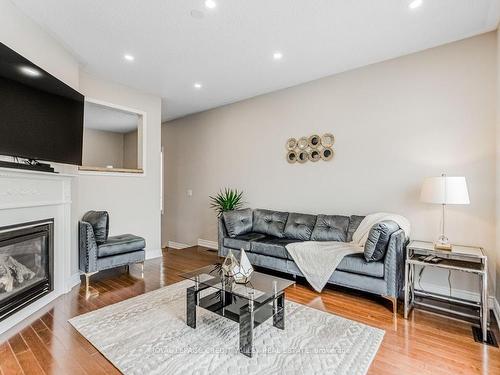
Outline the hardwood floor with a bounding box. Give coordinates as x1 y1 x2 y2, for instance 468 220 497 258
0 246 498 374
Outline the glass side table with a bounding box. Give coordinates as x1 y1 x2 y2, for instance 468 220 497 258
404 240 492 344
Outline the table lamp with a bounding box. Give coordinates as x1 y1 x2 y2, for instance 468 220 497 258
420 174 470 250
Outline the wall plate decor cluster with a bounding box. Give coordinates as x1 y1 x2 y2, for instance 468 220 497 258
286 133 335 163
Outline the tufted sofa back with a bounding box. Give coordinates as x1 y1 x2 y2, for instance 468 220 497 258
310 214 349 242
283 213 317 240
222 208 365 243
252 209 289 238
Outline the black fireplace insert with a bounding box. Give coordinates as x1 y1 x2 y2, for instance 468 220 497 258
0 219 54 321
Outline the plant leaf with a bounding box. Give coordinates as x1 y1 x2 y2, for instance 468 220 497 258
209 188 245 217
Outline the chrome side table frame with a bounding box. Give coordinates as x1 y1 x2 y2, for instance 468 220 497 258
404 241 488 342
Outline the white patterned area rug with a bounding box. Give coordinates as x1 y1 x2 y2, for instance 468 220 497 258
69 280 384 375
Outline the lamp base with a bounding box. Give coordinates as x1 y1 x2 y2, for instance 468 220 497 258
434 235 452 251
434 242 452 251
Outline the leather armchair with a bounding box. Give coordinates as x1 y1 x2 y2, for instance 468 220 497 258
79 210 146 295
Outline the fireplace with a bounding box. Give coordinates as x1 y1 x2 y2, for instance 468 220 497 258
0 219 53 322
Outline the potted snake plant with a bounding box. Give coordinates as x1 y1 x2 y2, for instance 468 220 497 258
209 188 244 217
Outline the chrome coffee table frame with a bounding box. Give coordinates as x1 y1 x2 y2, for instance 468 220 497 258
181 265 295 357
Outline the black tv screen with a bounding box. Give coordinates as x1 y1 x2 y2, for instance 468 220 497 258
0 41 84 165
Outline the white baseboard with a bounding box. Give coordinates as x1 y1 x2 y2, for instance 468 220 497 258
198 239 218 250
419 281 479 302
146 248 163 259
67 273 82 290
165 239 217 250
419 281 497 317
167 241 191 249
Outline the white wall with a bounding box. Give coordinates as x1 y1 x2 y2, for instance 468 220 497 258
0 0 163 277
78 72 162 259
0 0 78 89
163 33 497 298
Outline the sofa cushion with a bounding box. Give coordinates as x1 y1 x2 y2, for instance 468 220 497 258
284 213 317 240
97 234 146 258
337 253 384 278
347 215 365 242
252 209 289 238
82 211 109 244
310 215 349 241
251 237 296 260
364 220 400 262
223 232 266 251
222 208 253 238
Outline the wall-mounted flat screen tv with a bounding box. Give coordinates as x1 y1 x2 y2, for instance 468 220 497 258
0 41 84 165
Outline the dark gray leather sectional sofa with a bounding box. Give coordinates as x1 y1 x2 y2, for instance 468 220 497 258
218 209 407 313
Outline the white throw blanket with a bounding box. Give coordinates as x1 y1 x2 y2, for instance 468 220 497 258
286 241 363 292
286 212 411 292
352 212 411 246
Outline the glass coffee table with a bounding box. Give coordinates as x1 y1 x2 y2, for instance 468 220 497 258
180 264 295 357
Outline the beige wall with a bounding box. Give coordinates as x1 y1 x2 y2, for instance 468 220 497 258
82 128 139 169
497 27 500 305
123 130 138 169
82 128 124 168
163 32 497 298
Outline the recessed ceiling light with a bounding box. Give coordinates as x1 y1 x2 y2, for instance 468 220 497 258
273 51 283 60
409 0 423 9
124 54 135 62
205 0 217 9
194 82 203 89
19 66 42 77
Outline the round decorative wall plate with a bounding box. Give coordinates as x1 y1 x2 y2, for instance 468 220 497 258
308 149 321 162
321 147 334 161
286 138 297 150
308 135 321 149
286 150 297 163
286 133 335 164
297 151 308 163
297 137 308 149
321 133 335 148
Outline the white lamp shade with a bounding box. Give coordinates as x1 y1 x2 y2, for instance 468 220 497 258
420 176 470 205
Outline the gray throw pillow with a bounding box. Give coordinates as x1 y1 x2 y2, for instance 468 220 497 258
82 211 109 244
347 215 365 242
252 209 289 238
364 220 400 262
311 215 349 242
222 209 253 238
284 213 317 240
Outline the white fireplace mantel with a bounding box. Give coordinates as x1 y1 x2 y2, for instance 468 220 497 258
0 167 79 335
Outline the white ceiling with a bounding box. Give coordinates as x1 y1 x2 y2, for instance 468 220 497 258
11 0 500 122
84 102 139 133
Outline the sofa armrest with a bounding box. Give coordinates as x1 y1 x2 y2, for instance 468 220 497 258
218 217 229 257
79 221 98 273
383 228 408 299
